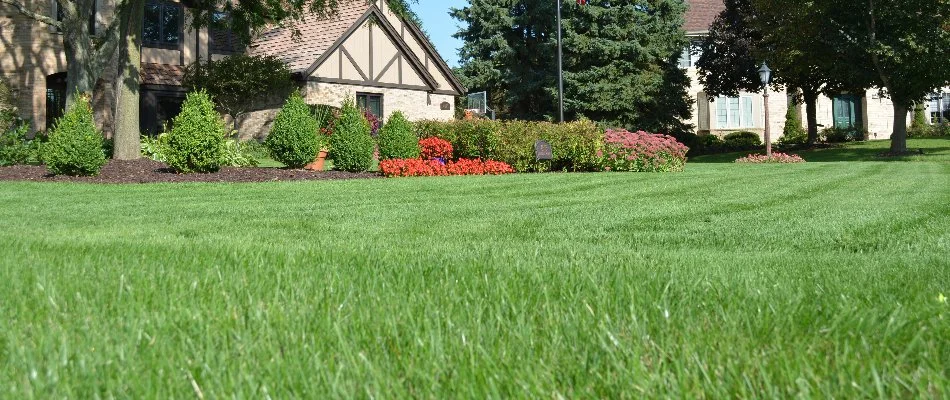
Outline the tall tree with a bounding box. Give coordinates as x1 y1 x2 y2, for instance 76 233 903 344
1 0 128 108
817 0 950 153
453 0 692 132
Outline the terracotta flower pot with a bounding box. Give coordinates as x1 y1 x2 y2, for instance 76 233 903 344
305 150 329 171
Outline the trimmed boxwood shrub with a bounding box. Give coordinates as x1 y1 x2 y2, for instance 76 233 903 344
377 111 419 160
330 98 374 172
162 90 226 173
0 112 43 166
266 93 320 168
43 94 107 176
723 131 762 151
821 127 865 143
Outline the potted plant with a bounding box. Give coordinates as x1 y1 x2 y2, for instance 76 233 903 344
305 107 337 171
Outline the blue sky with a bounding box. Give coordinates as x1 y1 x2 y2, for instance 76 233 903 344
412 0 467 67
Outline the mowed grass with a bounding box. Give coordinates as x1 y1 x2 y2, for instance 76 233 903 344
0 140 948 398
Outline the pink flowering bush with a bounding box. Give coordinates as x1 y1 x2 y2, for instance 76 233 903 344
735 152 806 164
597 129 689 172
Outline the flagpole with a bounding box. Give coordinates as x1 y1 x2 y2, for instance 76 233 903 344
556 0 564 123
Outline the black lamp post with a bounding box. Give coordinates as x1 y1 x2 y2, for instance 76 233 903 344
758 62 773 157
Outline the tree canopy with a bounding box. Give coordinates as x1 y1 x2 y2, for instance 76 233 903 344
452 0 693 134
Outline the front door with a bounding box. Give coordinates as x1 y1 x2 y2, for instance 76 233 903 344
832 94 863 129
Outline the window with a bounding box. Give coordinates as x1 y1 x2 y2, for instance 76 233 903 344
357 93 383 119
143 1 182 49
715 96 754 129
55 0 96 35
209 11 242 54
45 73 67 130
928 92 949 124
677 43 701 69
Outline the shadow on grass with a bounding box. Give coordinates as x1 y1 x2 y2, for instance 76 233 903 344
690 138 950 163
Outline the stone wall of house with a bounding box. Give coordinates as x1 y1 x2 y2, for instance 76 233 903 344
685 65 911 141
235 81 456 140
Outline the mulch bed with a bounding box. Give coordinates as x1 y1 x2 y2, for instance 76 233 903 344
0 159 378 183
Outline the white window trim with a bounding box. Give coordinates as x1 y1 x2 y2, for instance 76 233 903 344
715 95 755 129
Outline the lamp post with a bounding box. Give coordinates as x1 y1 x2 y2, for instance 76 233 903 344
556 0 565 123
758 62 773 158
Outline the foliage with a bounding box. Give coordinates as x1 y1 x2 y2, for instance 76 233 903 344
909 122 949 138
182 54 294 120
43 95 107 176
161 90 226 173
379 158 514 177
598 129 688 172
310 104 340 139
908 104 931 138
452 0 692 130
0 76 15 115
329 98 374 172
141 134 167 162
696 0 762 98
221 139 260 167
723 131 762 151
414 119 603 172
377 111 419 160
0 113 43 166
780 104 807 145
821 127 865 143
735 152 806 163
418 137 453 160
363 110 381 137
265 93 320 168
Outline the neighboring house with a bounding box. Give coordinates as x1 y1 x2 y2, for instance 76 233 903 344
0 0 462 138
680 0 948 140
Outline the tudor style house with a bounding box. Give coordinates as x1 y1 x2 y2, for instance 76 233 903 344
680 0 949 140
0 0 463 138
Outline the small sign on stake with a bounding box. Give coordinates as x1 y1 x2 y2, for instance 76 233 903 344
534 140 553 161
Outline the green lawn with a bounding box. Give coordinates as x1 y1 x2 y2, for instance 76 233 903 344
0 139 948 398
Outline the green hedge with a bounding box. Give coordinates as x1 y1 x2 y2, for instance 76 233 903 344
413 119 603 172
266 93 320 168
330 99 374 172
162 90 226 173
377 111 419 160
723 131 762 151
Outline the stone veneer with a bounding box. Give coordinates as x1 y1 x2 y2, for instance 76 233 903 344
235 81 456 140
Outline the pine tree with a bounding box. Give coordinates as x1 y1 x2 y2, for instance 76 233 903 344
452 0 692 132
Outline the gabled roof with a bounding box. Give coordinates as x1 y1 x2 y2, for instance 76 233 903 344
250 2 465 95
684 0 725 34
250 3 371 73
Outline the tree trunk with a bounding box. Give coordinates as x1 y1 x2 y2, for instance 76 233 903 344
63 29 94 109
890 102 909 154
803 89 819 145
112 0 144 160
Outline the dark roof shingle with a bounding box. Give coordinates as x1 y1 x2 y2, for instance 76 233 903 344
140 63 185 86
249 3 371 73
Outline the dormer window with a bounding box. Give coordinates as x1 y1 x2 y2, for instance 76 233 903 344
143 1 182 49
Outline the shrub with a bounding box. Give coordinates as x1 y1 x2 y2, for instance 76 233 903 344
723 131 762 151
419 137 453 160
379 158 514 177
222 139 260 167
364 109 381 137
598 129 688 172
0 112 43 166
781 105 807 145
182 54 294 122
414 119 603 172
161 90 226 173
821 127 865 143
735 152 806 163
699 134 725 154
908 103 930 137
378 111 419 160
266 93 320 168
141 134 166 162
330 98 374 172
43 95 107 176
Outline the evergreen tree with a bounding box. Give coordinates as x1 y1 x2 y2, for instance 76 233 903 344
452 0 692 132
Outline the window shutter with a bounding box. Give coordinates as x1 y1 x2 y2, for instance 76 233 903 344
697 92 709 131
